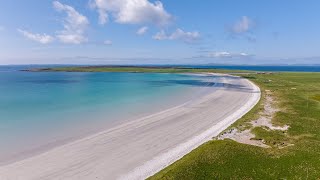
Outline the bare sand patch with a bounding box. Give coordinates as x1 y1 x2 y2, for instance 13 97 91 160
216 89 290 148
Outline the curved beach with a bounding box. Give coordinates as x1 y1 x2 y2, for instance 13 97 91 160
0 73 260 180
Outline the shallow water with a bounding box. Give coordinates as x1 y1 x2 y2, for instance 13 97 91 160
0 66 215 164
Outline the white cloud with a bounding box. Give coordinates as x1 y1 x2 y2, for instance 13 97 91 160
17 29 54 44
153 28 200 43
136 26 148 35
230 16 254 34
103 40 112 45
207 51 251 58
53 1 89 44
89 0 172 26
209 51 232 58
153 30 167 40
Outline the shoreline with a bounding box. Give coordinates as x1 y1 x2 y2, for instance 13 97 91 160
0 73 218 166
121 77 260 179
0 73 260 179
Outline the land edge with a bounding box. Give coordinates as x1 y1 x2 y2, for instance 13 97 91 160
120 75 261 180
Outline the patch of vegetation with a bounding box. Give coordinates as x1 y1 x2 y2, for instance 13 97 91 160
251 127 289 148
150 72 320 179
312 94 320 102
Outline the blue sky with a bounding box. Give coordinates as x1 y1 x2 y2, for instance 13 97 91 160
0 0 320 65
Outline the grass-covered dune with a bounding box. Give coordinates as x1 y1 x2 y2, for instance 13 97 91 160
150 72 320 179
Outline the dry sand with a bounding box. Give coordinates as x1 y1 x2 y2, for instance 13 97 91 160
0 73 260 180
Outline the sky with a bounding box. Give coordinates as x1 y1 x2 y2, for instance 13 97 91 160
0 0 320 65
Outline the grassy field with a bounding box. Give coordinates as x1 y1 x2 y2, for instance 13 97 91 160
149 72 320 179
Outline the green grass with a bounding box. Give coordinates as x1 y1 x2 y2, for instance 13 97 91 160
312 95 320 102
150 72 320 179
251 127 289 148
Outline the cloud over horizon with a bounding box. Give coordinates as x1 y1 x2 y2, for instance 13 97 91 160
89 0 172 26
17 29 54 44
231 16 254 34
197 51 252 59
227 16 256 42
53 1 89 44
136 26 148 35
153 28 200 43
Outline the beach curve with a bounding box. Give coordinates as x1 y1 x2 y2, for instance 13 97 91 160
0 73 260 180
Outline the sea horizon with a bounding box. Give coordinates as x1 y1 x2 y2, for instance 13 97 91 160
1 64 320 72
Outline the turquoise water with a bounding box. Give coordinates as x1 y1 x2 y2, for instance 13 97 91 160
0 67 214 164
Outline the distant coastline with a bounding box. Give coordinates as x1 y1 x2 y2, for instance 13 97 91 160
14 64 320 73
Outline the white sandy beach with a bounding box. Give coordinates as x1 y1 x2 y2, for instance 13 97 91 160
0 73 260 180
